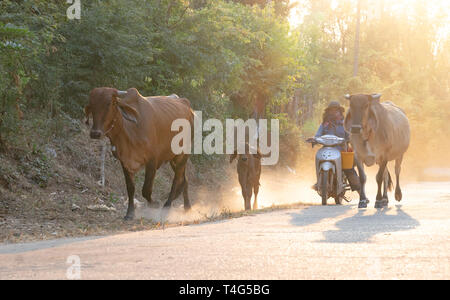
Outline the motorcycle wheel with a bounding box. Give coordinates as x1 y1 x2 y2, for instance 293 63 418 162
320 170 329 205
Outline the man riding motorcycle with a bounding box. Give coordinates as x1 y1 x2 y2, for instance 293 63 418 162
308 101 361 192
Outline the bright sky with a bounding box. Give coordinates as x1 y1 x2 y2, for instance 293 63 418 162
288 0 450 40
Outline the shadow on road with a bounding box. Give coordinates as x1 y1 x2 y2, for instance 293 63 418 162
319 205 420 243
289 204 353 227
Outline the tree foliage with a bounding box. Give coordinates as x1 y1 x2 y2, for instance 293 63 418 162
295 0 449 166
0 0 301 139
0 0 448 167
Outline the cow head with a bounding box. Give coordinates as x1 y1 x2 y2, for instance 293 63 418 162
229 151 262 165
344 93 381 166
85 87 139 139
230 144 261 185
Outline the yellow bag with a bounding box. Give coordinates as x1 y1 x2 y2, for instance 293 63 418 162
341 151 354 170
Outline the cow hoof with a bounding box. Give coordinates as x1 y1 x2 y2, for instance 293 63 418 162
124 212 135 221
146 201 160 209
358 199 369 208
184 205 192 212
395 190 402 202
375 199 388 208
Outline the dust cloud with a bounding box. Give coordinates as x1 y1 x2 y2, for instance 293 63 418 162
134 161 322 224
134 125 450 224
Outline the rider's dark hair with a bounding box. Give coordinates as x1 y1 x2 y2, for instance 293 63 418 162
322 107 344 124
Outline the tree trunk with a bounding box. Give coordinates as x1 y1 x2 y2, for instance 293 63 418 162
353 0 361 76
253 94 266 120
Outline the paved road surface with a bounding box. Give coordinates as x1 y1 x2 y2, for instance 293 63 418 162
0 181 449 279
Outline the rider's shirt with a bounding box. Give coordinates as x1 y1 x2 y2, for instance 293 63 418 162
314 120 348 151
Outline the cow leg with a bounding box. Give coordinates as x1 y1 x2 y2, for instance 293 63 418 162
375 160 387 208
240 187 247 210
246 182 253 211
182 173 191 211
382 168 390 207
395 155 403 201
164 155 188 209
169 159 191 211
122 165 136 220
240 182 252 211
253 184 259 210
169 160 176 171
142 160 157 206
244 194 251 211
355 156 369 208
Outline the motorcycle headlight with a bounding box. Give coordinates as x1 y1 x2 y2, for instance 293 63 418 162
316 135 345 146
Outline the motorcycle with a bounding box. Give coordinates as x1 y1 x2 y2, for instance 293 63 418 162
307 135 352 205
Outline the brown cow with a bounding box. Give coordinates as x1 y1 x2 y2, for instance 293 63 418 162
85 87 194 220
230 144 261 210
344 93 410 208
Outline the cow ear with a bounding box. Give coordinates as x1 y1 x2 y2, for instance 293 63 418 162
118 105 138 123
254 149 262 159
367 107 378 134
230 151 237 163
344 110 352 131
84 105 91 125
117 101 139 124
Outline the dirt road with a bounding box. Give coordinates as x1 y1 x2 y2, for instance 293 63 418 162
0 181 449 279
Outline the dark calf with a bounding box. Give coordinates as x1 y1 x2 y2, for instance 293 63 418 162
230 146 261 210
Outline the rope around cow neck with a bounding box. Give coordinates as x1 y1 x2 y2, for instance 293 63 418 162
104 118 117 136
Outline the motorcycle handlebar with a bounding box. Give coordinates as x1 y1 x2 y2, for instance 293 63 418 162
306 137 317 148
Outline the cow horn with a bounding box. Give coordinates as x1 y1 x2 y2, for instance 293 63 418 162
117 91 128 97
371 93 381 100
